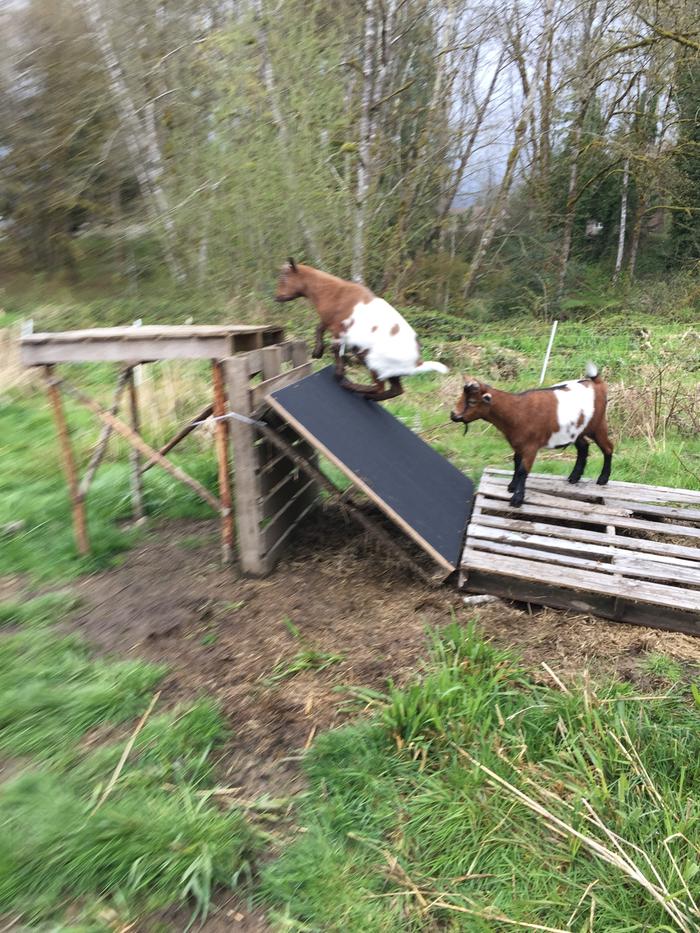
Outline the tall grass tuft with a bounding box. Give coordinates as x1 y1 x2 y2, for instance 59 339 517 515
262 624 700 932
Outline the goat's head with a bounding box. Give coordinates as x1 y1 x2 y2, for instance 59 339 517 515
274 258 304 302
450 377 492 433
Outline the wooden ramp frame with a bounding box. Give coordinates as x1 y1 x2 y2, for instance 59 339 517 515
462 468 700 634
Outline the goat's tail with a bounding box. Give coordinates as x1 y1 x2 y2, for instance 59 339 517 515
412 360 449 375
585 361 600 381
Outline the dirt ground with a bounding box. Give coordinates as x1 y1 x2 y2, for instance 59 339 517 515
65 506 700 801
6 506 700 931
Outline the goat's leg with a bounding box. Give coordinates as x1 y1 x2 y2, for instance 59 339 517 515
508 453 522 493
332 344 347 381
509 448 537 508
568 436 589 484
312 323 327 359
592 424 614 485
370 377 403 402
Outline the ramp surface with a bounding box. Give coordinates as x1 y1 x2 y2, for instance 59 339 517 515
267 366 473 570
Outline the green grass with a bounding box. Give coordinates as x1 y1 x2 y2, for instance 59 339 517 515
261 623 700 932
0 594 263 928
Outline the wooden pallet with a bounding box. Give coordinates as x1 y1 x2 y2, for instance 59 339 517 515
461 468 700 634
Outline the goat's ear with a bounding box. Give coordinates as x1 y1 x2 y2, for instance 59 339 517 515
482 392 492 404
287 257 297 272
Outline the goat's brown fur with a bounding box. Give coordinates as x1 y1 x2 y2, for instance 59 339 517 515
450 370 613 506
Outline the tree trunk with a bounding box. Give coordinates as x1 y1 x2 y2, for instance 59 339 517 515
627 195 647 282
352 0 379 284
555 115 584 301
80 0 185 283
612 157 630 283
463 57 543 300
252 0 321 266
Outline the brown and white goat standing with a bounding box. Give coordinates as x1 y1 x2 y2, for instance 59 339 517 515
450 363 613 507
274 259 447 401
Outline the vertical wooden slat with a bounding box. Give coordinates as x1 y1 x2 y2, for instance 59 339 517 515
44 366 90 555
290 340 308 367
212 360 234 564
126 368 145 522
225 355 264 574
261 344 283 380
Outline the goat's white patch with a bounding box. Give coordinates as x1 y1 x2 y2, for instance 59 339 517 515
546 381 595 447
342 298 447 380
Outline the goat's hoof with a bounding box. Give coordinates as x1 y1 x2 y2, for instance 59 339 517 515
509 495 524 508
568 474 581 484
596 476 610 486
507 482 516 493
312 348 323 359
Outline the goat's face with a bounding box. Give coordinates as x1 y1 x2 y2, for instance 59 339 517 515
450 377 492 433
274 258 304 302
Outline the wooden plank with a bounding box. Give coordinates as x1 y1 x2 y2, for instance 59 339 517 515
243 341 294 378
484 469 700 505
480 475 700 522
22 336 233 366
468 513 700 563
461 547 700 613
476 496 700 541
463 570 700 636
212 360 234 564
464 536 700 587
44 367 90 555
126 368 145 522
261 479 318 553
262 470 308 518
468 523 700 570
262 344 284 381
259 455 301 496
225 356 264 574
251 362 313 409
22 324 284 344
260 494 318 574
479 480 634 518
59 378 223 515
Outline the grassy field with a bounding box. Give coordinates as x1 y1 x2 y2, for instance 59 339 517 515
0 293 699 929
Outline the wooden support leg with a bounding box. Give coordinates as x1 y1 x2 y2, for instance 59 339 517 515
212 360 234 564
79 367 130 500
126 368 145 523
44 366 90 556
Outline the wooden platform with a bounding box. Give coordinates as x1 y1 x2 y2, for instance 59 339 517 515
461 468 700 634
20 324 284 365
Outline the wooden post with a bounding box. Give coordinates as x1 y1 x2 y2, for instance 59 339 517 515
126 367 145 522
212 360 234 564
261 344 284 380
44 366 90 556
140 402 213 474
79 367 130 499
225 355 263 574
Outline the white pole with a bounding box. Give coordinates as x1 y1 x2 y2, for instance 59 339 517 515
539 319 558 385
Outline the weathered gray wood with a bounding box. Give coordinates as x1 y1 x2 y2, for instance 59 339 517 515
261 479 318 552
21 324 285 366
478 496 700 541
262 344 284 381
463 570 700 636
462 547 700 613
465 536 700 587
480 475 700 523
262 470 309 518
225 355 264 574
212 360 234 564
251 362 313 409
485 468 700 505
290 340 308 367
468 523 700 570
470 513 700 562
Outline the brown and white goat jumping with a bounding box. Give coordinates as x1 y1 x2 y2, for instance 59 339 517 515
450 363 613 507
274 259 447 401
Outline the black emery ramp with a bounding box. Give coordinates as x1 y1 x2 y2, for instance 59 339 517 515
267 365 474 571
